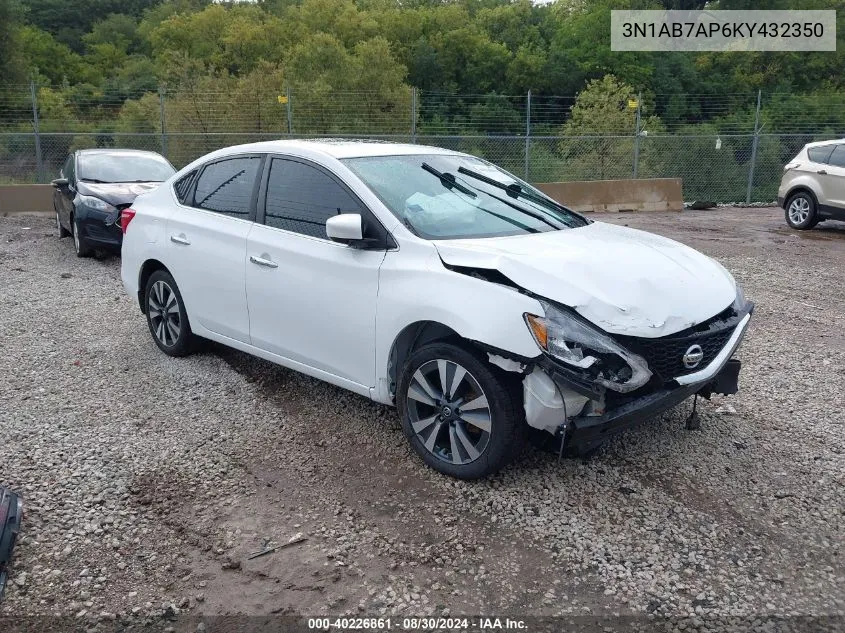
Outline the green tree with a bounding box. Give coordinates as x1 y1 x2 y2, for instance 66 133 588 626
0 0 25 85
23 0 165 52
17 26 90 85
559 75 663 180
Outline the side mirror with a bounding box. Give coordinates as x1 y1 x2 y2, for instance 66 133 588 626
326 214 363 244
51 177 69 188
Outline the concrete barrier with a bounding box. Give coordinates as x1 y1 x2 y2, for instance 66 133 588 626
0 184 55 215
535 178 683 213
1 179 684 217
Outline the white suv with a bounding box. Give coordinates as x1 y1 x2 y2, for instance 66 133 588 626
120 140 752 479
779 139 845 230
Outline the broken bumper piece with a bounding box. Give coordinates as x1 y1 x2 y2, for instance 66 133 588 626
523 308 751 454
566 359 741 454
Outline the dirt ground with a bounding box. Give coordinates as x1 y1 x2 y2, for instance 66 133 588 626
0 206 842 630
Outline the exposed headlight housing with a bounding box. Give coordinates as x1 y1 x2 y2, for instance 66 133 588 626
525 301 652 393
76 194 117 213
732 282 748 313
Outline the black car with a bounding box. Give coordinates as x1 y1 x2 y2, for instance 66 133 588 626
52 149 176 257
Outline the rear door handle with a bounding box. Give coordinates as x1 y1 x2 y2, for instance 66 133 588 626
817 169 828 175
170 234 190 245
250 255 278 269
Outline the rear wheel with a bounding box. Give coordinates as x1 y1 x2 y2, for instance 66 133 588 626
72 216 93 257
397 342 524 479
144 270 194 357
785 192 819 230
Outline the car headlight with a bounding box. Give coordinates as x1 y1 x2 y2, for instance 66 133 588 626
525 300 652 393
76 194 116 213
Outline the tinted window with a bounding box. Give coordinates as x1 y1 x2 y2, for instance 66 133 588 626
174 170 198 204
194 157 261 218
62 155 74 181
264 158 361 238
827 145 845 168
808 145 835 164
77 152 175 183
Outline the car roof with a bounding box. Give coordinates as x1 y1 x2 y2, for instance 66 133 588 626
76 148 168 158
805 139 845 149
200 139 459 161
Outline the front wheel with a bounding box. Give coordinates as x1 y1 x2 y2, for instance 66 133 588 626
397 342 524 479
144 270 194 357
72 216 93 257
785 192 819 230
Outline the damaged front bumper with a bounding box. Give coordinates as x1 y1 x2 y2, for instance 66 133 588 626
522 310 752 454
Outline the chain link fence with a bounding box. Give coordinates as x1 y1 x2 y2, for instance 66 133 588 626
2 83 844 203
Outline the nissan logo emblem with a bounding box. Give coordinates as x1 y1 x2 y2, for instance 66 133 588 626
682 344 704 369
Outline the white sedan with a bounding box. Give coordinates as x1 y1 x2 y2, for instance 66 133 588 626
120 140 752 479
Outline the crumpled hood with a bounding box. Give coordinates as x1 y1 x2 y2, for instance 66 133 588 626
77 181 162 206
434 222 737 338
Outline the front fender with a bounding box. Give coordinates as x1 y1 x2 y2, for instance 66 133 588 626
373 246 543 403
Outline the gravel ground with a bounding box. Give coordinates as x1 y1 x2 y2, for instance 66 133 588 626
0 207 842 630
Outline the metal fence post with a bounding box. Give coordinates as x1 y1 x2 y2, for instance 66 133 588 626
746 90 762 204
30 81 44 182
411 87 417 144
524 90 531 181
158 87 168 158
286 86 293 135
633 92 642 179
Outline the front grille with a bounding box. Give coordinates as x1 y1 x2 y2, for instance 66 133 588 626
619 313 738 382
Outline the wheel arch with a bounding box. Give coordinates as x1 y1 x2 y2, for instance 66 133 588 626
387 321 465 403
137 259 171 311
785 184 819 206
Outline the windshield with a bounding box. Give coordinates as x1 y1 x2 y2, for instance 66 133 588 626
78 153 175 183
342 154 587 240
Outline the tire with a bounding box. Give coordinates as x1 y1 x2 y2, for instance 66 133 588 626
56 210 70 238
397 342 524 479
71 216 93 257
144 270 194 357
784 191 819 230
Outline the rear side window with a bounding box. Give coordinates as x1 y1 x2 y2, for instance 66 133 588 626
808 145 835 164
193 157 261 218
264 158 362 239
174 170 198 204
827 145 845 168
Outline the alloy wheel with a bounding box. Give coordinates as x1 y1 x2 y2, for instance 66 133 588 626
406 359 491 465
148 280 181 347
788 197 811 225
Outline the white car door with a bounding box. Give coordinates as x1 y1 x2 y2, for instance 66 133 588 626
245 156 389 388
166 155 263 344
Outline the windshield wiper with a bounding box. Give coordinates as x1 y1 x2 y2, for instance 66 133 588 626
456 166 585 227
421 163 477 198
477 188 563 231
79 178 111 184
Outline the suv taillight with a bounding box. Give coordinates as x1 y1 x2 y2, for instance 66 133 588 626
120 208 136 233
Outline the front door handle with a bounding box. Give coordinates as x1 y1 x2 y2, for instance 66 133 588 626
817 169 828 175
170 234 190 245
250 255 278 269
